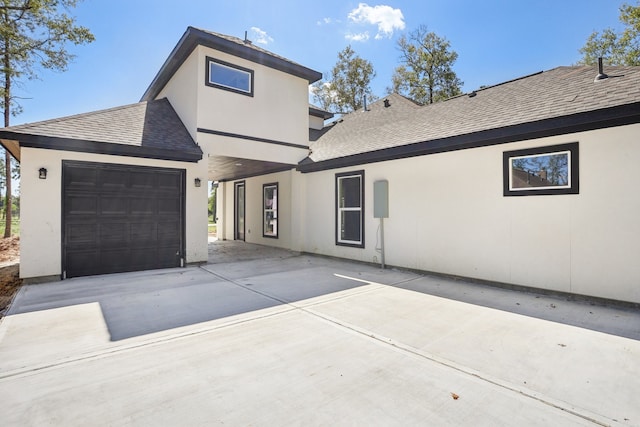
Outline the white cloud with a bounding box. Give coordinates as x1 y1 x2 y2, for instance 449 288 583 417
250 27 274 45
318 17 340 26
347 3 405 39
345 32 370 42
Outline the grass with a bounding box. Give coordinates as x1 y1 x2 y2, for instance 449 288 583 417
1 217 19 237
208 223 217 234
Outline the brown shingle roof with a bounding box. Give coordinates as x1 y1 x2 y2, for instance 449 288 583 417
0 98 202 162
308 66 640 164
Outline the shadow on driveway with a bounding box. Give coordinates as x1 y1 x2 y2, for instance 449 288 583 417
8 254 373 341
6 240 640 342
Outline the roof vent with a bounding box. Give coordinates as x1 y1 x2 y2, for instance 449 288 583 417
383 99 391 108
594 57 608 82
468 91 477 98
243 31 252 45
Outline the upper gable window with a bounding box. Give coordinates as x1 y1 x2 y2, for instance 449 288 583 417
205 57 254 96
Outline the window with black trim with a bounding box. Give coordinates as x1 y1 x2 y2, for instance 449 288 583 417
336 170 364 247
263 183 278 238
503 142 579 196
205 56 254 96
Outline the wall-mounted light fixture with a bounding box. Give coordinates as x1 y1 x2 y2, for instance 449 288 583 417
194 178 201 187
39 168 47 179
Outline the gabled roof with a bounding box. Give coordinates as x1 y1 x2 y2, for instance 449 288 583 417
142 27 323 101
0 98 202 162
302 66 640 172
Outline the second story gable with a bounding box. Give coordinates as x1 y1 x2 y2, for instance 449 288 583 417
141 27 322 153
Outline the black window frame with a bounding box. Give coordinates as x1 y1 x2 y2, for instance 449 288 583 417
335 170 365 248
205 56 254 97
263 182 278 239
503 142 579 196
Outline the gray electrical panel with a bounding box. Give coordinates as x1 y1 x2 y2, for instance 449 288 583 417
373 180 389 218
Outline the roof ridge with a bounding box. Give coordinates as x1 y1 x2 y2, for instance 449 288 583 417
473 70 544 93
383 92 423 106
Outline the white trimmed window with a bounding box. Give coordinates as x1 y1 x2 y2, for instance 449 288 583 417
336 170 364 247
205 57 254 96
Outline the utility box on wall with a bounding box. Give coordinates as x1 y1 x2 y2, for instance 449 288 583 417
373 180 389 218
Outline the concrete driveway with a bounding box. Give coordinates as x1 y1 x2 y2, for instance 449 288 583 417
1 245 639 426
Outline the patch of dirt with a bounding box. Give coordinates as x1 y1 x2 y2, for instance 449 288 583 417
0 235 20 263
0 236 22 318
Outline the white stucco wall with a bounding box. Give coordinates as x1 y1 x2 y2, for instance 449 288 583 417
195 46 310 146
232 123 639 303
309 115 324 130
156 49 199 140
156 44 311 179
220 170 295 250
197 132 308 165
299 124 640 303
19 147 208 279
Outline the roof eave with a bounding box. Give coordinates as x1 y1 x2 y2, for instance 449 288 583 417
0 138 21 161
141 27 322 102
0 132 203 163
299 101 640 173
309 106 334 119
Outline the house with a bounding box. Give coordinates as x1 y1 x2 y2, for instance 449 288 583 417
1 27 639 304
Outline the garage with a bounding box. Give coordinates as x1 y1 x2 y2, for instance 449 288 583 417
62 161 186 278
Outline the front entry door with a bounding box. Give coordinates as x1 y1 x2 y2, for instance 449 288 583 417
235 181 245 241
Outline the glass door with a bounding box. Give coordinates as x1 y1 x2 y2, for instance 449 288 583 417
234 181 245 241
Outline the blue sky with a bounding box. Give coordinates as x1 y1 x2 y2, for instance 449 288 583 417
12 0 625 125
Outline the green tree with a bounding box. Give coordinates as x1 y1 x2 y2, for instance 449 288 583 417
311 45 377 114
0 150 19 219
391 25 463 105
579 2 640 65
1 0 94 237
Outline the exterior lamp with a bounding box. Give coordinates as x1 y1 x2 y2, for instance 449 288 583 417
39 168 47 179
194 178 201 187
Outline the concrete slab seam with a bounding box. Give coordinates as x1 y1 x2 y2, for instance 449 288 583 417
0 305 298 381
200 267 388 308
200 266 620 427
303 308 619 427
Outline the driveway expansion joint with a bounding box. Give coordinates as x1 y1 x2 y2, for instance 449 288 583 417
199 265 618 427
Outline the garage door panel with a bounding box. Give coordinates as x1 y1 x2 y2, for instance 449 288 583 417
157 173 181 190
130 171 156 189
67 223 97 245
100 169 128 189
66 250 99 274
158 197 180 214
101 249 137 271
130 222 157 242
63 161 185 278
100 223 128 243
65 167 98 189
67 195 98 215
128 247 158 267
155 248 180 266
131 198 156 215
100 197 128 215
157 221 180 242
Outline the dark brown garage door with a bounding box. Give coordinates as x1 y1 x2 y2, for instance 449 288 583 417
62 161 185 278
